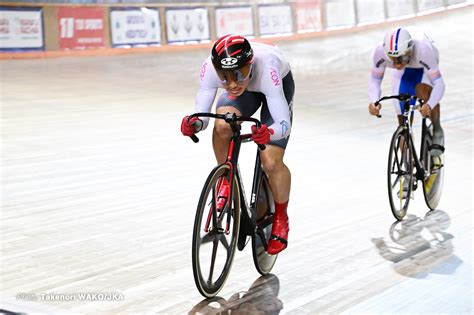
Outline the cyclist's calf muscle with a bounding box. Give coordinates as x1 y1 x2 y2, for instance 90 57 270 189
260 145 291 203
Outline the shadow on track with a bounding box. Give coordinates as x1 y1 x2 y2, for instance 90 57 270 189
371 210 462 278
188 274 283 314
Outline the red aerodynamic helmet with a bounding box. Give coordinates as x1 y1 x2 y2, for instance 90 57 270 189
211 34 253 71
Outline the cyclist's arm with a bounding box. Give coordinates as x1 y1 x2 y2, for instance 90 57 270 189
265 94 291 141
417 43 445 108
260 63 291 141
194 59 219 130
368 45 387 103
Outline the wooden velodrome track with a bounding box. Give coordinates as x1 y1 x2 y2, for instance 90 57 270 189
1 7 472 315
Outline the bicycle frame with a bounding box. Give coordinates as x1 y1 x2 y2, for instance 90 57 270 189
189 112 280 297
376 93 444 219
189 112 266 247
377 94 429 184
404 104 425 184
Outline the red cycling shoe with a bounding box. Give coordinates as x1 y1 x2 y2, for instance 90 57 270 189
267 201 289 255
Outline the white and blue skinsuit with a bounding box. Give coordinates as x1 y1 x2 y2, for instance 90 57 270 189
368 29 445 114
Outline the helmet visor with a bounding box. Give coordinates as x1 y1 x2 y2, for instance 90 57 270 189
216 64 253 83
389 54 410 65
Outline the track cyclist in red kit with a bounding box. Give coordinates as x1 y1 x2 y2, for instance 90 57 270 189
181 34 295 255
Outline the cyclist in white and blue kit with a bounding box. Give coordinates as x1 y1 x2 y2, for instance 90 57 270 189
368 27 445 157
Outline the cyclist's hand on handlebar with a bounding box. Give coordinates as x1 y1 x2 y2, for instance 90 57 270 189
420 103 431 117
251 124 274 145
181 115 203 137
368 103 381 116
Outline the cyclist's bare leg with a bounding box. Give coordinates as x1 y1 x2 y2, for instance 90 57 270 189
416 84 441 126
397 115 407 149
261 145 290 248
261 145 290 254
398 113 415 126
212 106 242 164
397 115 404 126
260 145 290 203
416 83 444 156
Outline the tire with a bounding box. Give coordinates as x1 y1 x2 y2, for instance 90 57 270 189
192 164 241 298
252 173 278 275
387 126 414 221
421 123 444 210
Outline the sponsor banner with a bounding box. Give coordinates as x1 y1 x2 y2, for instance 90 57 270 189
258 5 293 36
356 0 385 24
386 0 416 18
0 7 43 50
295 0 322 32
446 0 468 4
325 0 356 28
417 0 445 11
166 8 210 43
58 7 105 50
215 7 253 38
110 8 161 47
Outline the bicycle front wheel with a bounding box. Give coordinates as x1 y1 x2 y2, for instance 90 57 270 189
192 164 241 298
421 123 444 210
387 126 414 220
252 173 278 275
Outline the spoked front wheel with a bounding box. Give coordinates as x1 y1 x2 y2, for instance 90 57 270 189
421 123 444 210
387 126 414 220
252 173 278 275
192 164 241 298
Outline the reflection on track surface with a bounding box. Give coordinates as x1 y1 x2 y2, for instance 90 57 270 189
1 7 472 315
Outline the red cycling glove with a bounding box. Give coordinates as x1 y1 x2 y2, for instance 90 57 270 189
251 124 274 145
181 115 203 137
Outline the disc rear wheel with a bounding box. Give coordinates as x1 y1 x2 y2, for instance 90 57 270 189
252 173 277 275
422 124 444 210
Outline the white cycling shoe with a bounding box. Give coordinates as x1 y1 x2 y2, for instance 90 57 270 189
430 127 445 157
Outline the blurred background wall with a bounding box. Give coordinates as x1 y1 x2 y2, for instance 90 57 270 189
0 0 470 54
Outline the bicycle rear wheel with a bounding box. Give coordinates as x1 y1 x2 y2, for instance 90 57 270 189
387 126 414 220
192 164 241 298
421 123 444 210
252 173 277 275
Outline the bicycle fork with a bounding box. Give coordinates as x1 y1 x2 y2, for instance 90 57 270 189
204 134 241 236
204 166 234 235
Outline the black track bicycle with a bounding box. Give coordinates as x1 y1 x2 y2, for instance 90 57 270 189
187 112 278 298
375 94 444 220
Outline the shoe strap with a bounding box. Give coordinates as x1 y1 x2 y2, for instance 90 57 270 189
270 234 288 246
428 144 445 153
